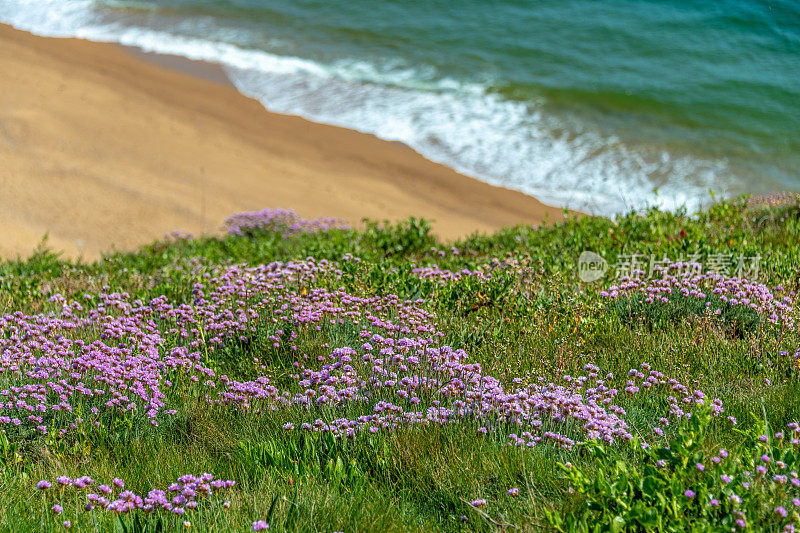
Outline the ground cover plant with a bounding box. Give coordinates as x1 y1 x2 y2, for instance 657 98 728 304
0 197 798 531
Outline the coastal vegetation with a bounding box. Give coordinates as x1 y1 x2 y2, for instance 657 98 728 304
0 194 799 531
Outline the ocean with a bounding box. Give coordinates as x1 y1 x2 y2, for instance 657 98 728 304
2 0 798 215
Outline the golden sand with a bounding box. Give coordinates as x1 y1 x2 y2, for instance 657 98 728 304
0 24 566 260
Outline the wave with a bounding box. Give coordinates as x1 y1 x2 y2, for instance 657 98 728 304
0 0 733 215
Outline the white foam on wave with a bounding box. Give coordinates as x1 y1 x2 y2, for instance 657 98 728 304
227 66 726 215
0 0 730 216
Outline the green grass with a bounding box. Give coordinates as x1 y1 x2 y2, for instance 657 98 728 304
0 195 798 531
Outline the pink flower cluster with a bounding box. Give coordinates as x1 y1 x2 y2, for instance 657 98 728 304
410 255 526 284
747 192 799 209
411 265 492 285
0 259 334 435
36 473 234 516
411 265 491 284
224 208 349 238
187 264 720 446
426 246 462 259
676 424 800 531
601 266 796 329
163 230 194 242
0 258 719 450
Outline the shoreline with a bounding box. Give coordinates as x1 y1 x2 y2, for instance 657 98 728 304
0 23 569 260
123 46 235 88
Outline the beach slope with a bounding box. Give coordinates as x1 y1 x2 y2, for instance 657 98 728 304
0 24 565 259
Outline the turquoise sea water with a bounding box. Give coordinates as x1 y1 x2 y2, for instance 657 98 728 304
2 0 798 214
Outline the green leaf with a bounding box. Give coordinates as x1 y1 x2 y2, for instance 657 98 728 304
638 507 660 529
118 515 130 533
265 493 280 526
642 475 661 499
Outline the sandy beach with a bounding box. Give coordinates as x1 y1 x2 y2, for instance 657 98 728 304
0 23 565 260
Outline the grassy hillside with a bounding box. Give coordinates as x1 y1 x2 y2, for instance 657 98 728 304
0 196 799 532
